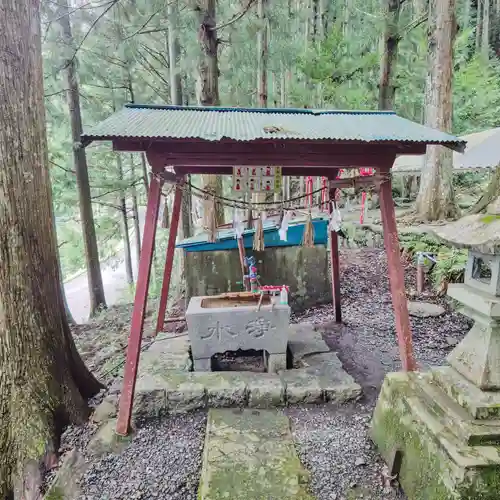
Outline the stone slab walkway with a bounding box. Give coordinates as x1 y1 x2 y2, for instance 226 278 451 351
198 408 314 500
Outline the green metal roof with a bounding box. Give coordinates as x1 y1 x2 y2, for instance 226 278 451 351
82 103 466 151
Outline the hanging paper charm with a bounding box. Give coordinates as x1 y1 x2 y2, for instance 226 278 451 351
279 210 293 241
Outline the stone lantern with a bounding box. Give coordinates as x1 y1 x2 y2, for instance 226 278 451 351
371 199 500 499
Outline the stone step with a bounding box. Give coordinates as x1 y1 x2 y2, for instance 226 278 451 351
198 408 314 500
431 366 500 420
371 372 500 499
404 391 500 471
409 373 500 446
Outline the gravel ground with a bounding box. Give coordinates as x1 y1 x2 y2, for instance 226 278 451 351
53 247 471 500
294 248 471 403
65 412 206 500
284 248 471 499
287 404 404 500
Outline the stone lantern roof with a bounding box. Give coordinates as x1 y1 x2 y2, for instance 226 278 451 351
431 197 500 255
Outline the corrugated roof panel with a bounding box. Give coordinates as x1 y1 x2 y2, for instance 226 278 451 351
392 127 500 174
82 104 465 151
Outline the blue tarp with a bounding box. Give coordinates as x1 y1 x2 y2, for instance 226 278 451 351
176 218 329 253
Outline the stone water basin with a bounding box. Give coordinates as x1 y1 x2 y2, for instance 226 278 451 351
186 293 290 373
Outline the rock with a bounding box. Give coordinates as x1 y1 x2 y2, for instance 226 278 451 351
246 373 286 408
140 335 192 373
355 457 367 466
164 372 206 413
445 336 459 347
87 419 134 457
133 374 167 418
298 352 362 403
407 301 445 318
288 323 330 362
91 395 118 423
200 372 248 407
280 371 323 404
45 449 88 499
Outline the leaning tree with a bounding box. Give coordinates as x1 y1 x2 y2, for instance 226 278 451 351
0 0 102 497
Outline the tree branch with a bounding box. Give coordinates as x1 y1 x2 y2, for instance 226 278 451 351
213 0 256 31
50 160 76 174
123 6 163 40
91 180 143 200
402 13 428 34
91 199 122 211
70 0 121 63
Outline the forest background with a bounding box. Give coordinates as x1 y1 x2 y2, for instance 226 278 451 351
43 0 500 316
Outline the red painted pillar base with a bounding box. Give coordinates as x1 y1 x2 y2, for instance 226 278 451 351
378 167 416 372
328 181 342 323
155 181 183 334
116 174 163 435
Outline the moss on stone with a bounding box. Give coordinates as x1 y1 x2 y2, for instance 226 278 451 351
44 485 65 500
199 409 313 500
371 373 500 500
457 466 500 499
480 215 500 224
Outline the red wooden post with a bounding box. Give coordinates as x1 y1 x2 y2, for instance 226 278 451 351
378 166 417 372
155 180 183 334
116 173 163 435
328 181 342 323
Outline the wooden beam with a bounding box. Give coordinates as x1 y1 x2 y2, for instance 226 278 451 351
146 153 394 168
378 166 416 372
113 138 426 159
155 181 183 334
116 173 163 436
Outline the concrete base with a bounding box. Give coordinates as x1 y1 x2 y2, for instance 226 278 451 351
194 358 212 371
371 368 500 500
265 352 287 373
96 326 361 420
186 295 290 373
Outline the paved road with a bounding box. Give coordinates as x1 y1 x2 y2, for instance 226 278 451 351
64 210 143 323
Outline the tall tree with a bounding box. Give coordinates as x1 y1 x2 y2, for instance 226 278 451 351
57 0 106 314
257 0 269 107
0 0 102 496
129 155 142 265
169 0 192 239
378 0 403 110
116 154 134 284
416 0 458 220
196 0 224 226
53 212 76 325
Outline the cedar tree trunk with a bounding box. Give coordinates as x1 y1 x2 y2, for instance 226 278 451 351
415 0 458 220
0 1 102 497
117 154 134 284
378 0 402 110
57 0 107 314
196 0 224 226
169 0 192 238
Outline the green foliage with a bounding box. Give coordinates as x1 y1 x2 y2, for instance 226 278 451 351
39 0 500 286
400 233 467 289
431 248 468 287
